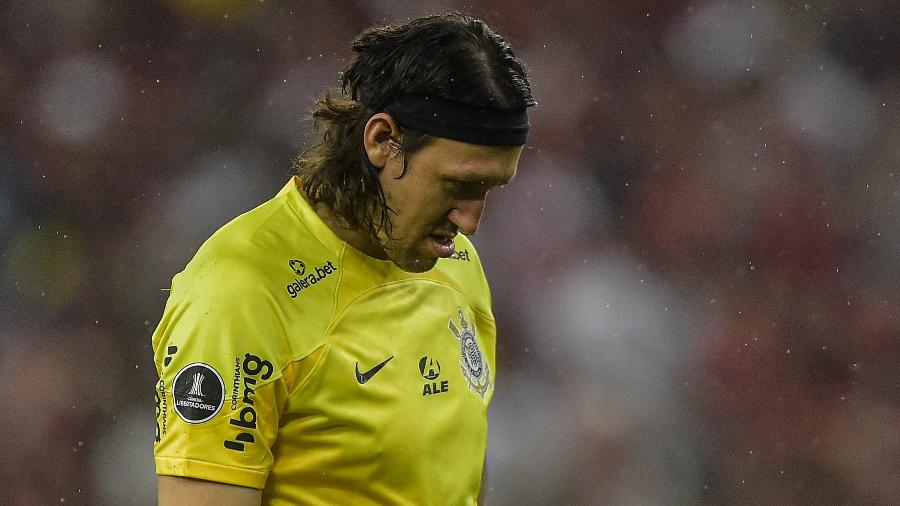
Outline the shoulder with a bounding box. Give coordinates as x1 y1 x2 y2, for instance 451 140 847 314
175 186 335 298
155 190 339 374
190 192 301 274
434 234 493 314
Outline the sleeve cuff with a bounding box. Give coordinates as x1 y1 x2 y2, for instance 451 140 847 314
155 456 269 490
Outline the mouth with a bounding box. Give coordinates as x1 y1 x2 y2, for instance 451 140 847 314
429 234 456 258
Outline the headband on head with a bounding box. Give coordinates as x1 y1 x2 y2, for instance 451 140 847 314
381 93 531 146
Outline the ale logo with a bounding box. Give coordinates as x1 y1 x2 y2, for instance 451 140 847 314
419 356 441 380
419 355 448 396
172 363 224 424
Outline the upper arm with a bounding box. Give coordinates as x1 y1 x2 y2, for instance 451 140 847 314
158 476 261 506
152 258 291 489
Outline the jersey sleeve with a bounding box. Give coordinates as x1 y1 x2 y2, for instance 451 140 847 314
152 255 293 489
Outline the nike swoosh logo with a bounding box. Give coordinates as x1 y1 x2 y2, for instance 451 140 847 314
355 356 394 384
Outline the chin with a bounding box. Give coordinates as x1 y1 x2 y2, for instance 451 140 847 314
382 240 439 273
392 256 438 273
386 249 438 273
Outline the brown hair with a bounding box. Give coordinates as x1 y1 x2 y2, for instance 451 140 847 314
294 12 534 238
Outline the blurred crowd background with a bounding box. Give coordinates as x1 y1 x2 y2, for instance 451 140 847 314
1 0 898 504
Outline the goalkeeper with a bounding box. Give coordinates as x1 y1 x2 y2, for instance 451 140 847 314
153 12 535 505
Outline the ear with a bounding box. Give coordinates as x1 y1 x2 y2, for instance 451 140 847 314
363 113 401 171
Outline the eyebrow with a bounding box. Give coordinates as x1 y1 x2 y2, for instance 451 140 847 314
446 171 516 187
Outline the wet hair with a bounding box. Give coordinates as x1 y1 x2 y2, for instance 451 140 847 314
294 12 535 238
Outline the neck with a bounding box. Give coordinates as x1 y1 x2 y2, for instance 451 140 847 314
312 202 389 260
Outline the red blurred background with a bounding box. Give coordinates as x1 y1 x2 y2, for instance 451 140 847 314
1 1 898 504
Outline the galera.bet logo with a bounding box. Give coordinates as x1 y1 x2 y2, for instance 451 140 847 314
285 259 338 299
289 259 306 276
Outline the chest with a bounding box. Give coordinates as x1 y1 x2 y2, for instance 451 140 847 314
277 281 496 497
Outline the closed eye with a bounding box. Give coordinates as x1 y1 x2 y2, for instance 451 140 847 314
445 179 492 200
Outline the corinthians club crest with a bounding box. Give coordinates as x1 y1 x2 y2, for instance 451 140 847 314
448 307 492 398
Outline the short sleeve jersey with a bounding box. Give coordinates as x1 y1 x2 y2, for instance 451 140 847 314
152 177 496 505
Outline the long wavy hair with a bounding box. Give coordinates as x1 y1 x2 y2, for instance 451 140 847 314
294 12 535 238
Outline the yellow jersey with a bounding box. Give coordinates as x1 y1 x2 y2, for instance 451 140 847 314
152 177 496 505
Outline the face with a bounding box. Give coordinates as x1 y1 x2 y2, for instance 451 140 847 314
376 137 522 272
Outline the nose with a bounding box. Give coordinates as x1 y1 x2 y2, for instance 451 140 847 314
448 199 486 236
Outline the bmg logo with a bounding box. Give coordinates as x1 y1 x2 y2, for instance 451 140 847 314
224 353 274 452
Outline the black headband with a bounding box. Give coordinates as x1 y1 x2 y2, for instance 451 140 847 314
381 93 530 146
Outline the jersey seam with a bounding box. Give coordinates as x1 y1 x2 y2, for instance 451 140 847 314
272 241 343 396
230 193 294 246
332 243 346 323
234 341 330 393
284 343 330 397
325 277 471 334
451 235 493 309
468 305 496 325
282 179 344 257
244 189 336 372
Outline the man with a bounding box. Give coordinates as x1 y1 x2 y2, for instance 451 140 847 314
153 12 535 505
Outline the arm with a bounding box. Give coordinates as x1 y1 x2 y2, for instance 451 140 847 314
158 476 261 506
152 259 289 499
